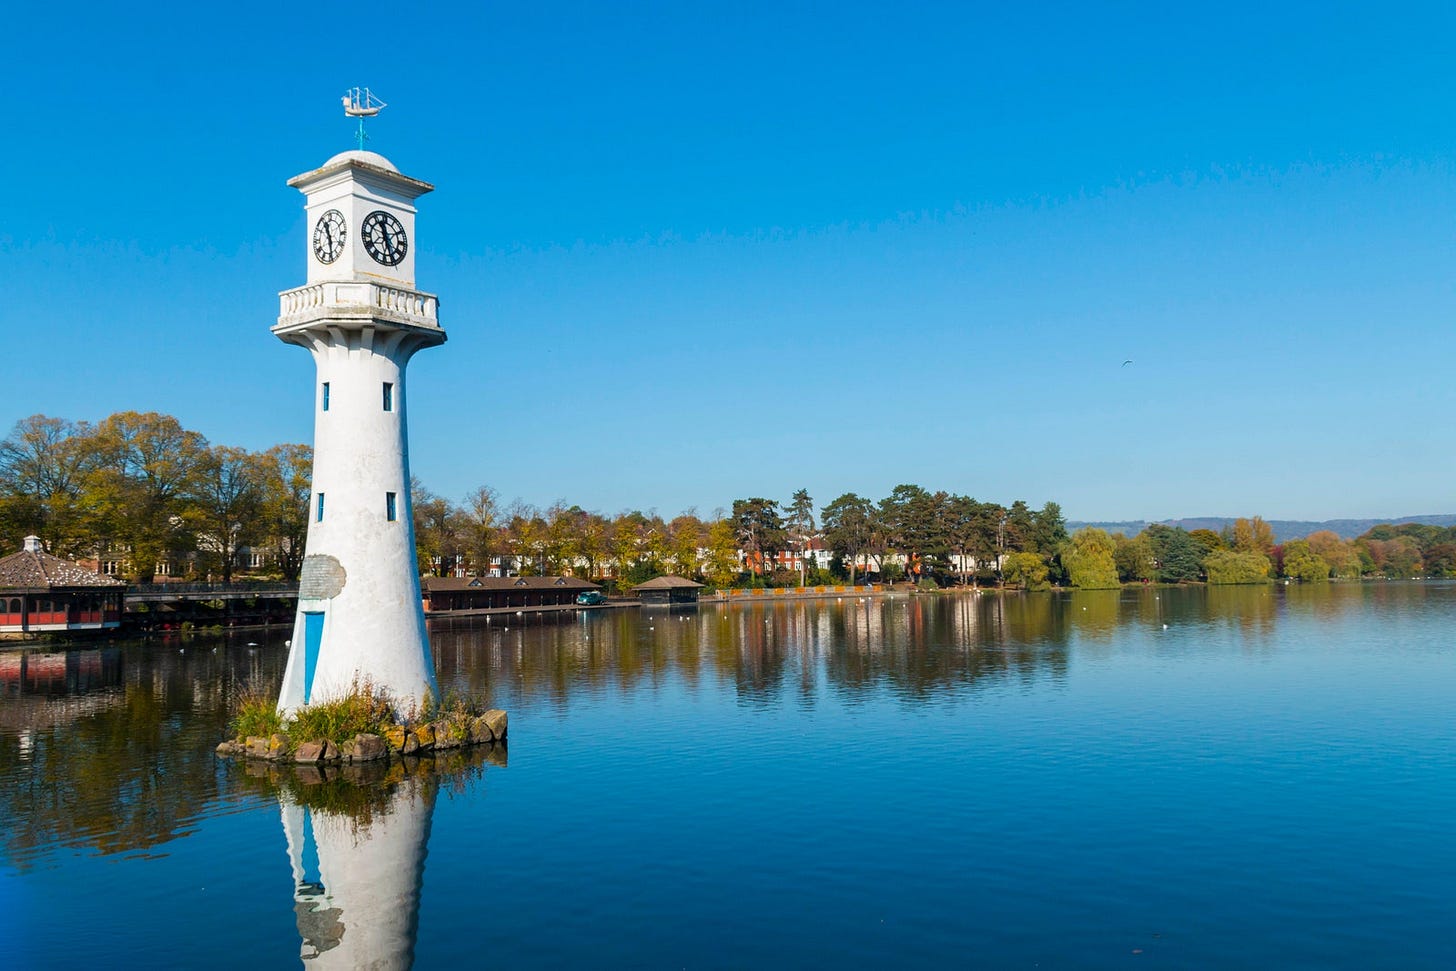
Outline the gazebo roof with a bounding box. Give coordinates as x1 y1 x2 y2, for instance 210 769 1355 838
0 537 126 591
631 575 704 591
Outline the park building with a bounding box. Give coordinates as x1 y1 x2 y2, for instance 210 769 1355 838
631 575 704 605
0 536 126 634
421 575 602 612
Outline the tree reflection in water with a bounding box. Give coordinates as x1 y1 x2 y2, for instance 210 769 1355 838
2 585 1358 872
0 631 287 867
428 592 1084 709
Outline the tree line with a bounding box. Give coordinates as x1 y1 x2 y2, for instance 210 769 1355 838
4 412 1451 588
0 413 310 583
1057 517 1456 587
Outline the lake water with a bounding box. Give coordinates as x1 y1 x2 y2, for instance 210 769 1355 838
2 583 1453 968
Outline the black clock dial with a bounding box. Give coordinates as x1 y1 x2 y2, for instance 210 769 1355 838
312 209 347 264
361 210 408 266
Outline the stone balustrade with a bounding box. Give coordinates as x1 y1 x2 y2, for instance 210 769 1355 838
277 281 441 329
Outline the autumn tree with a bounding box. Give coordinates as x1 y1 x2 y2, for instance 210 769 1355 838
1232 516 1275 555
1305 530 1359 578
668 512 707 578
192 446 262 583
1188 528 1225 552
412 479 464 576
703 518 740 588
461 485 501 575
1361 535 1423 578
257 443 311 583
85 411 210 581
0 414 97 555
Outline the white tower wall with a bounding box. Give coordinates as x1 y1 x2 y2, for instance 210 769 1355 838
274 150 444 715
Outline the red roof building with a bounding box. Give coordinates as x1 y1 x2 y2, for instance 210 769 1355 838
0 537 127 634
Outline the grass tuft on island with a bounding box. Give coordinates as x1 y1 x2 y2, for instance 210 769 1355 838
220 678 507 765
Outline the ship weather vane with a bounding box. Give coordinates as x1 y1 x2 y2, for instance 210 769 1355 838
342 87 387 150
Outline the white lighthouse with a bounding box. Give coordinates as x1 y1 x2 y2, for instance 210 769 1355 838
273 140 444 715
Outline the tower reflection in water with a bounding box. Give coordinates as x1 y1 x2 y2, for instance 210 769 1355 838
250 747 503 967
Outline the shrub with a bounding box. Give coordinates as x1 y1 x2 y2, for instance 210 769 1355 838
231 683 283 739
286 678 395 748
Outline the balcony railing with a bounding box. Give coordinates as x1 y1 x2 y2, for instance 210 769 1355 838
278 281 440 329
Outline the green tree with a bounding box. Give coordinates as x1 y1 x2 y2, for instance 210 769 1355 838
1203 549 1271 584
943 494 990 586
1030 501 1069 554
785 488 816 586
1280 539 1329 582
1062 528 1120 588
1002 551 1050 590
1001 500 1035 553
731 498 785 577
821 493 876 584
1113 531 1156 582
1144 524 1203 583
878 484 948 580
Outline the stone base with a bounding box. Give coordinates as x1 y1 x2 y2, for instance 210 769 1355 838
217 710 508 765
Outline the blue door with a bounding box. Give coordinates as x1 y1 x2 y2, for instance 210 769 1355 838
302 611 325 703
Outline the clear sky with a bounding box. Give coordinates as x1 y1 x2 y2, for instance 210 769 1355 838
4 1 1454 523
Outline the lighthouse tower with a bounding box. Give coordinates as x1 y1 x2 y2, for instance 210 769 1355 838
273 147 444 714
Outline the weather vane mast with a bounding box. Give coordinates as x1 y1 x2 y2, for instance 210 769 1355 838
342 87 387 151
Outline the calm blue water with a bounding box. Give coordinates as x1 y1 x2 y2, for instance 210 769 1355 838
2 583 1453 968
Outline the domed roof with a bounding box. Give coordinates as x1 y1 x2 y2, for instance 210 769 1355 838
322 149 398 173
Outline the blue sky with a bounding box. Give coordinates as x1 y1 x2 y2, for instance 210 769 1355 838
3 2 1455 522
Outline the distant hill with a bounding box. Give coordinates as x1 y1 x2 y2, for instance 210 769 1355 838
1068 515 1456 543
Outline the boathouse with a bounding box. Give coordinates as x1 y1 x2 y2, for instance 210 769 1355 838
0 536 126 634
631 575 704 605
421 575 601 612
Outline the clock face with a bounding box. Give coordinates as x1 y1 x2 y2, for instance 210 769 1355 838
312 210 347 264
361 210 408 266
